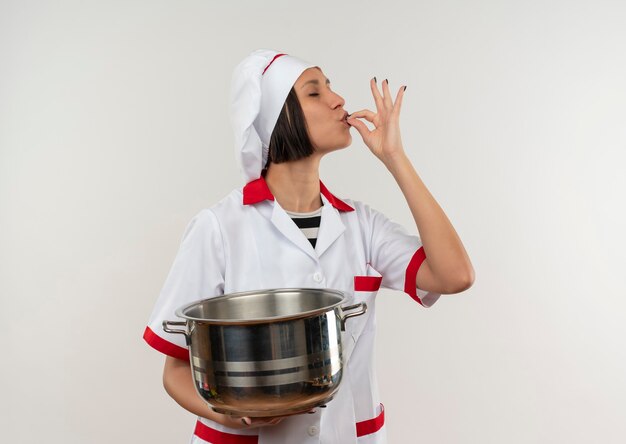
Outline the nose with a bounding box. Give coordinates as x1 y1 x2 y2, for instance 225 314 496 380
329 90 345 110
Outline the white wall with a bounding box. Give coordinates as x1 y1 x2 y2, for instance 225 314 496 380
2 0 625 442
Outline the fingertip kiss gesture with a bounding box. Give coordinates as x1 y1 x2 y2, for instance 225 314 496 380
346 78 408 166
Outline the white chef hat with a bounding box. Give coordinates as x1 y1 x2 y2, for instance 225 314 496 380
229 48 318 183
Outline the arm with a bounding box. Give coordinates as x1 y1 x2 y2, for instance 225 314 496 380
163 356 287 429
347 78 474 294
385 152 475 294
163 356 242 427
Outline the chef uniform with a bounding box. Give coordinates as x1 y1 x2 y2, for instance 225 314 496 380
143 48 442 444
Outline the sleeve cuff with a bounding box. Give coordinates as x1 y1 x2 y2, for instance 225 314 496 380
143 326 189 361
404 247 441 307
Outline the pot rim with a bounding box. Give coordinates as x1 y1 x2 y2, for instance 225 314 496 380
174 287 349 325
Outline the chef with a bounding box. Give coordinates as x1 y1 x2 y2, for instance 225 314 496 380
143 48 474 443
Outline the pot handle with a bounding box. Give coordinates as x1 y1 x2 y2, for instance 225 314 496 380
162 320 190 344
338 302 367 331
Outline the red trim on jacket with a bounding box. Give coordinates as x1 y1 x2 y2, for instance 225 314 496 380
354 276 383 292
242 176 354 212
194 421 259 443
242 176 275 205
319 181 355 212
403 247 428 306
356 403 385 437
143 326 189 362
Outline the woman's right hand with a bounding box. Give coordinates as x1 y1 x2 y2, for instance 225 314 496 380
219 408 317 429
222 414 285 429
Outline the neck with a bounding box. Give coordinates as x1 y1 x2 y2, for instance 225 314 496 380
264 155 323 213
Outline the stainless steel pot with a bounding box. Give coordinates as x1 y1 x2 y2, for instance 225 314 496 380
163 288 366 418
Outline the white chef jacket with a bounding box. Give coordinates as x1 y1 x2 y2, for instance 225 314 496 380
143 176 441 444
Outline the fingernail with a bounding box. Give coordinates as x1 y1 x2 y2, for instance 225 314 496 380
243 417 251 425
385 79 388 84
403 85 407 91
373 76 377 83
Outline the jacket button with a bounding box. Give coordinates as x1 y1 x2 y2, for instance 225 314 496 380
313 272 323 283
307 425 319 436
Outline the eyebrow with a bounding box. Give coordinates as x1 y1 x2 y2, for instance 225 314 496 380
301 78 331 89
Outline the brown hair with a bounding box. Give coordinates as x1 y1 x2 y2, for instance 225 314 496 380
264 86 315 169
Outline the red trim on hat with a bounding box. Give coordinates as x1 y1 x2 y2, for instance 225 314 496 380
143 326 189 362
404 247 428 306
194 421 259 443
356 403 385 437
242 176 354 212
262 53 287 75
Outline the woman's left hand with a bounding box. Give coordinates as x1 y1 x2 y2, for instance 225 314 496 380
347 78 407 166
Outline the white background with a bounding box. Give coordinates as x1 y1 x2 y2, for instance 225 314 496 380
2 0 625 442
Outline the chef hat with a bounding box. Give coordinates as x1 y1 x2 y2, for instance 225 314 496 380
229 48 318 183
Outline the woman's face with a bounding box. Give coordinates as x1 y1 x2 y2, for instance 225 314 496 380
294 67 351 155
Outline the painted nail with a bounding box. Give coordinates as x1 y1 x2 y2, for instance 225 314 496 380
385 79 388 84
373 76 377 83
403 86 407 91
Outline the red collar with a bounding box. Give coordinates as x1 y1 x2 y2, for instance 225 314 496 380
243 176 354 212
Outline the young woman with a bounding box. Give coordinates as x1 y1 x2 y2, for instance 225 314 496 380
143 49 474 444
